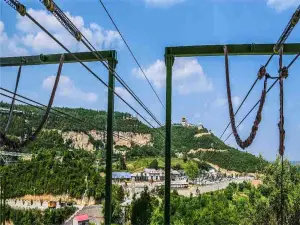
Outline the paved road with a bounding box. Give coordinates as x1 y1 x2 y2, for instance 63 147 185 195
178 177 253 197
64 205 103 225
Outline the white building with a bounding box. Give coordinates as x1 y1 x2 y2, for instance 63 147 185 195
171 170 181 181
198 123 204 130
132 168 165 181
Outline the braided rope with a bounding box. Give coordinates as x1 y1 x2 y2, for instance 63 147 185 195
0 54 65 150
224 46 268 149
4 63 23 133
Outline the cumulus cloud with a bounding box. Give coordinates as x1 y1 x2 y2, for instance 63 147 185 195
266 0 300 11
42 75 98 103
145 0 185 7
0 21 28 57
133 58 213 95
1 9 122 56
18 9 122 53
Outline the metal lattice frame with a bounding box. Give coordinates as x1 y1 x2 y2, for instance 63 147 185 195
0 50 118 225
164 43 300 225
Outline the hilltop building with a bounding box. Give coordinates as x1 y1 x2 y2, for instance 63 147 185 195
198 123 204 130
181 117 191 127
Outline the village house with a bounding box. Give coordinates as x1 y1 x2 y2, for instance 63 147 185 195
132 168 165 181
131 168 184 182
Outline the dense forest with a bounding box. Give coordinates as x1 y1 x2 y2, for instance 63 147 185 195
0 144 105 200
3 206 76 225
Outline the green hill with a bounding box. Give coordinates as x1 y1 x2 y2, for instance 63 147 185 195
0 101 267 173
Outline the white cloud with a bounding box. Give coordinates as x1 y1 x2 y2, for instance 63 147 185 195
133 58 213 95
145 0 185 7
18 9 122 53
266 0 300 11
0 21 28 57
42 75 98 103
1 9 122 56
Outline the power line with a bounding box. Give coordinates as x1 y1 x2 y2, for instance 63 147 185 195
98 0 166 111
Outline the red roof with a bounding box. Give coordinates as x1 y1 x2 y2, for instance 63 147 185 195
75 214 89 221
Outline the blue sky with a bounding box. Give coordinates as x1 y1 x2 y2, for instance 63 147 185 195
0 0 299 161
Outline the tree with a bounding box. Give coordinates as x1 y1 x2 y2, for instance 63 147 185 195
131 186 156 225
148 159 159 170
184 161 199 181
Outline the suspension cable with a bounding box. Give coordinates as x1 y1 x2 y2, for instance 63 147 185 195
98 0 166 110
205 52 299 164
4 60 24 133
0 54 64 149
8 3 163 132
219 6 300 139
39 0 163 128
0 91 147 148
224 46 269 149
223 52 298 143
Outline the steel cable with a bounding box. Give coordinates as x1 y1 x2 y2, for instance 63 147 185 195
0 54 65 149
219 6 300 139
4 63 22 133
39 0 163 128
98 0 166 110
24 11 162 133
0 92 144 148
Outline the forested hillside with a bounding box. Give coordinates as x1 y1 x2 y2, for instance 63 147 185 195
0 101 267 173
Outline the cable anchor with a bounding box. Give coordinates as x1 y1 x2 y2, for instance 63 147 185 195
16 2 26 16
43 0 55 12
291 9 300 26
279 66 289 79
257 66 267 79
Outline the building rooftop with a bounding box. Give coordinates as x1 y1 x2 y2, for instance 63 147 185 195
75 214 89 222
112 172 131 179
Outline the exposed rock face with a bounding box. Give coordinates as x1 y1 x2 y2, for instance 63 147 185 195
62 131 94 151
89 130 151 148
62 130 152 151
